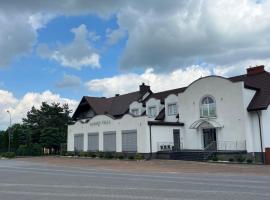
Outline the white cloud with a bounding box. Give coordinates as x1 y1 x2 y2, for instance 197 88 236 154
117 0 270 71
106 28 126 45
0 90 78 130
85 65 211 96
37 24 100 69
56 73 81 88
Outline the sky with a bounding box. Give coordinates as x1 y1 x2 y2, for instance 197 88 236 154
1 0 270 130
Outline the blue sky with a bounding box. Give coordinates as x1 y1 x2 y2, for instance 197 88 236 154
1 0 270 129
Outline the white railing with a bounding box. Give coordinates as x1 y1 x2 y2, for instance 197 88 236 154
157 142 183 152
216 140 246 151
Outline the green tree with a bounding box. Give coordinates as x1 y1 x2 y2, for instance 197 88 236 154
22 102 72 154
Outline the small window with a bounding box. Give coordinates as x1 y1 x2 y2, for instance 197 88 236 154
168 103 177 115
131 108 139 116
200 96 216 118
148 106 157 118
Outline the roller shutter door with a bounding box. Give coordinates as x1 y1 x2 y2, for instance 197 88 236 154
88 133 99 151
74 134 84 151
122 130 137 152
103 132 116 152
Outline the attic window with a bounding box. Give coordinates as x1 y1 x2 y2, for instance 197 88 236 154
131 108 139 116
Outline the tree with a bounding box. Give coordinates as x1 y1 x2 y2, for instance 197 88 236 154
22 102 72 154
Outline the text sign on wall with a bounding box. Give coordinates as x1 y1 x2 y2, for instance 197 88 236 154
89 120 111 127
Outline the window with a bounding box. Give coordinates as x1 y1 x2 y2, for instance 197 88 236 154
148 106 157 118
168 103 177 115
200 96 216 118
131 108 139 116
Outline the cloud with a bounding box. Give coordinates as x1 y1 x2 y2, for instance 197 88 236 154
0 90 78 130
117 0 270 71
37 24 100 69
85 65 211 96
106 28 126 45
56 74 81 88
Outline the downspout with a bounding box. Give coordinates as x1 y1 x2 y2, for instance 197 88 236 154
256 111 265 164
148 124 152 159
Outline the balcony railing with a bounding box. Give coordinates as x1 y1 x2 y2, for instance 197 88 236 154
157 140 246 152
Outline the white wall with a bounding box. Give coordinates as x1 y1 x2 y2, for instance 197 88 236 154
262 108 270 149
68 114 150 153
151 126 183 152
179 77 247 150
164 94 179 122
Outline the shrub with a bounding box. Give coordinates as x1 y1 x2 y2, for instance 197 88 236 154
104 152 114 159
96 151 104 158
79 151 88 157
65 151 75 156
246 159 253 164
135 153 143 160
91 153 97 158
128 155 135 160
212 156 218 161
236 155 246 163
1 152 16 158
228 158 234 162
116 153 124 160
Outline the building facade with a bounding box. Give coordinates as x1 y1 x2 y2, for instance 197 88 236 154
68 66 270 161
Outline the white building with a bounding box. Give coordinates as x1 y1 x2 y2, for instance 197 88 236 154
68 65 270 162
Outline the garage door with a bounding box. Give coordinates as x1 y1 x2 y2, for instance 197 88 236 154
74 134 84 151
103 132 116 152
88 133 99 151
122 130 137 152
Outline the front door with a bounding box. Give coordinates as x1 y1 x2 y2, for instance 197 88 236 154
173 129 180 151
203 128 216 150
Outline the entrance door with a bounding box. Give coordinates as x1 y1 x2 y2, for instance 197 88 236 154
173 129 181 151
203 129 216 150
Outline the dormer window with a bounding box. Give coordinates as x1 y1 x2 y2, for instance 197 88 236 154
148 106 157 118
131 108 139 116
200 96 216 118
168 103 177 115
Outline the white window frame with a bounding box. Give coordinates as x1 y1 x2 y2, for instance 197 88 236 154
167 103 178 116
148 106 157 118
200 96 216 118
131 108 139 116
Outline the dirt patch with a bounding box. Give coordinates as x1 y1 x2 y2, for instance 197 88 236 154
17 156 270 175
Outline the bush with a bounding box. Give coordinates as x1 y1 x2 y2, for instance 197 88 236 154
16 144 43 156
116 153 124 160
128 155 135 160
246 159 253 164
65 151 75 156
236 155 246 163
1 152 16 158
212 156 218 161
96 151 104 158
228 158 234 162
104 152 114 159
91 153 97 158
135 153 143 160
79 151 88 157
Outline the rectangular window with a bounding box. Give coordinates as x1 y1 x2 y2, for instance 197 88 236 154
148 106 157 118
131 108 139 116
168 103 177 115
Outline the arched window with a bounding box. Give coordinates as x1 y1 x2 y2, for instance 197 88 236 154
200 96 216 117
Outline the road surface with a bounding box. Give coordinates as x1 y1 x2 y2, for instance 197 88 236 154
0 159 270 200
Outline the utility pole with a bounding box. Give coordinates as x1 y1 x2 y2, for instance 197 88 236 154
6 110 11 152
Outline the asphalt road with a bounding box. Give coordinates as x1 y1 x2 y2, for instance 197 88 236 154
0 159 270 200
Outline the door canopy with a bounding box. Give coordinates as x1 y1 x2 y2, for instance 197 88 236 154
189 119 223 129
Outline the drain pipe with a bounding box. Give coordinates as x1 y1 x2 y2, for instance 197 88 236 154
148 124 153 159
256 111 265 164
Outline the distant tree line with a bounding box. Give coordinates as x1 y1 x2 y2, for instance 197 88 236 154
0 102 72 155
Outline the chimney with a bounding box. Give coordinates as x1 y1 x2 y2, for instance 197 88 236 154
247 65 265 76
115 94 120 97
139 83 150 95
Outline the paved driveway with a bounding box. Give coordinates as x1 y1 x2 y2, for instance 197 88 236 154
0 158 270 200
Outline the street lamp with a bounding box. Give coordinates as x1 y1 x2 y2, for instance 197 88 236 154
6 110 11 152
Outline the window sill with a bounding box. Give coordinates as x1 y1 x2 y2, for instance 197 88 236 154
200 116 217 119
